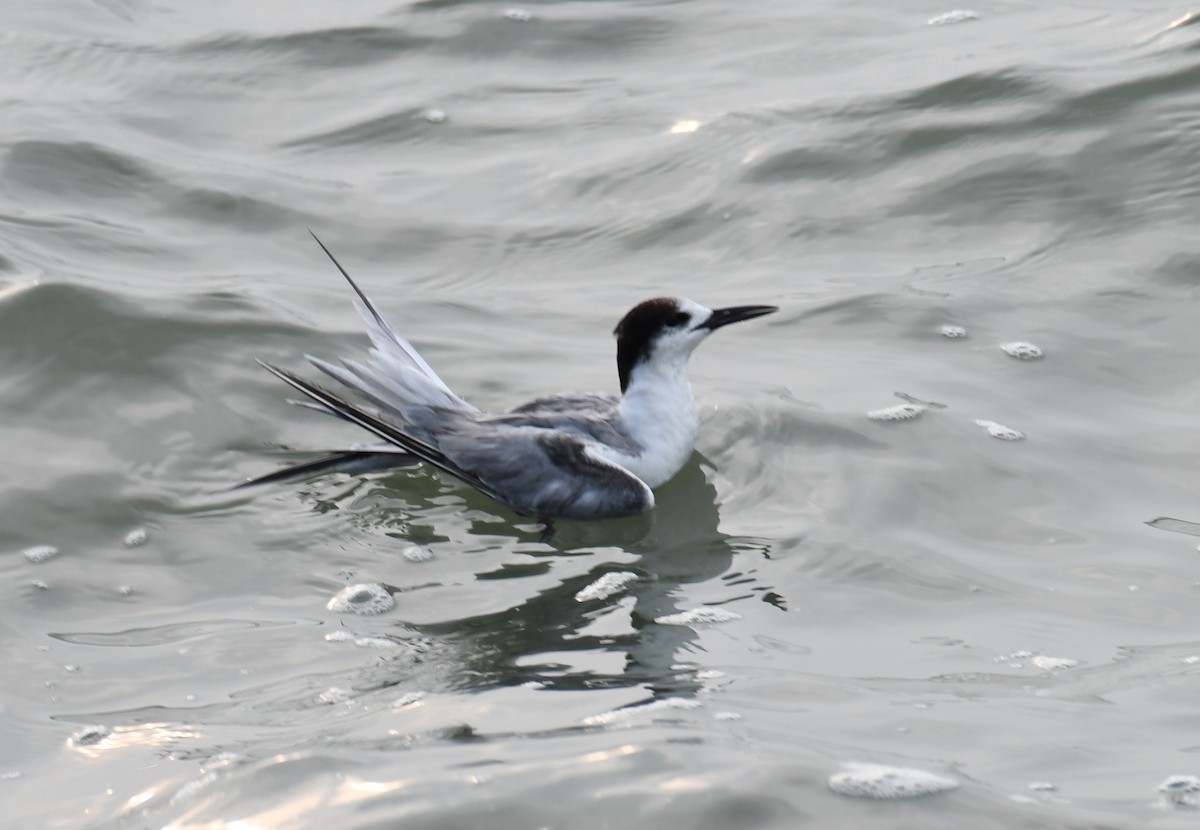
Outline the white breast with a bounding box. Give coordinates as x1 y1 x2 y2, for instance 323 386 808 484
596 361 699 488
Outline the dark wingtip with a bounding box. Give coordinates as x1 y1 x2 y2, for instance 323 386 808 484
305 230 393 333
307 229 345 278
231 449 418 490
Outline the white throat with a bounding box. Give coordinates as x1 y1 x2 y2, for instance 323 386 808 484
606 352 700 488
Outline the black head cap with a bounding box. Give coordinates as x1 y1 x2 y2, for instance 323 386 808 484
613 298 693 393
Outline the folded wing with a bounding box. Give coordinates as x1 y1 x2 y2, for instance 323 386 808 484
256 361 653 519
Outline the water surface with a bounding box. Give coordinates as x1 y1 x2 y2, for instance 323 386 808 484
3 1 1200 827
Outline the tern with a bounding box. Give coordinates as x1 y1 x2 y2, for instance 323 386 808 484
243 233 777 523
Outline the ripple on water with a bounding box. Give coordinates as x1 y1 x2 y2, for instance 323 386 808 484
327 583 394 615
940 325 968 338
1146 517 1200 537
828 763 959 799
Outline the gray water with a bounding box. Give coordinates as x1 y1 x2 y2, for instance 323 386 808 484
3 1 1200 827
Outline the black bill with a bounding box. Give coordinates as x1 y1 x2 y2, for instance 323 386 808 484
698 304 779 331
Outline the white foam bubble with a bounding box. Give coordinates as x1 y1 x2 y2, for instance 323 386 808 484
1157 774 1200 807
1028 781 1057 792
1031 655 1078 671
421 109 447 124
324 630 354 643
828 763 959 799
713 711 742 721
1000 341 1043 360
327 583 394 615
503 8 533 21
393 691 427 708
117 585 133 597
401 544 434 563
123 527 148 547
354 636 399 650
868 403 926 422
200 752 240 772
928 10 979 25
655 607 742 625
975 419 1024 440
575 571 638 602
582 697 702 725
995 650 1035 661
22 545 58 564
70 725 111 747
0 771 21 780
317 687 353 705
940 325 968 338
172 772 219 803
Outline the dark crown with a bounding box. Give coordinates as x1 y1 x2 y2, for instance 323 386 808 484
613 298 690 393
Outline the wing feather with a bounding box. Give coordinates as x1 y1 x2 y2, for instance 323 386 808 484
234 449 417 489
256 362 652 519
307 230 477 412
256 360 506 503
437 429 654 519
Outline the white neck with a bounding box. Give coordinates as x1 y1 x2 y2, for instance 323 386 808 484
608 354 699 488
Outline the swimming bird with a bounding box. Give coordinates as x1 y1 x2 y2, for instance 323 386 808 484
243 233 777 523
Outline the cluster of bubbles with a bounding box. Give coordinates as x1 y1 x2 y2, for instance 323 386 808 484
326 583 394 615
19 527 150 596
828 763 959 799
575 571 638 602
867 325 1043 441
655 607 741 625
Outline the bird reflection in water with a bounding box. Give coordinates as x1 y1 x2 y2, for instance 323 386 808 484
389 453 780 702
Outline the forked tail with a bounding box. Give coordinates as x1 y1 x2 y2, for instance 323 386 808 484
306 230 478 415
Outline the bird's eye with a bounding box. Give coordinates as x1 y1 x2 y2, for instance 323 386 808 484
669 311 690 327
